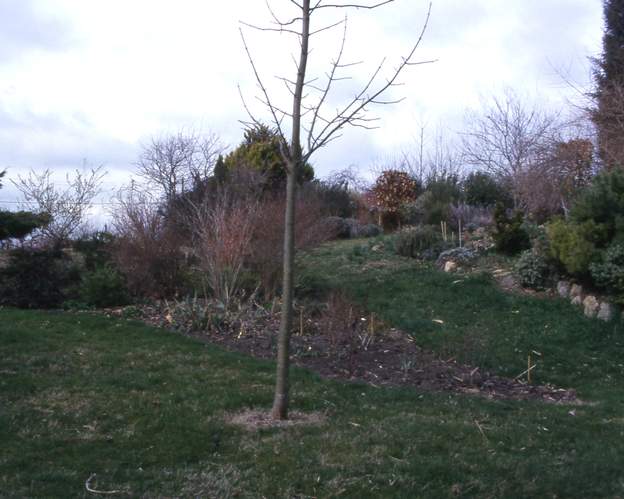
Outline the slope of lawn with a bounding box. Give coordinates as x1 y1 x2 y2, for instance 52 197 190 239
0 240 623 497
298 238 624 400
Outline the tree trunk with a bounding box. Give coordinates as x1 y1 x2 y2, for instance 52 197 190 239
271 0 310 420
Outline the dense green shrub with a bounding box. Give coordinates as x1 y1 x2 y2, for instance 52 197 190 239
223 124 314 190
322 217 381 240
353 223 382 238
521 222 551 257
79 265 130 308
0 210 50 242
515 250 552 290
463 171 512 208
570 169 624 246
394 225 447 259
492 204 530 255
418 176 463 226
546 218 602 275
72 231 115 270
0 248 80 308
308 180 355 218
590 243 624 300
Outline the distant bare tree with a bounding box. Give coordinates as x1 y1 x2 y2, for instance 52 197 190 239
136 130 224 202
462 90 560 194
12 166 105 246
515 138 595 220
240 0 432 419
394 123 464 185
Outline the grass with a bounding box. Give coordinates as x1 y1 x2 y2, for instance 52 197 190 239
0 238 623 496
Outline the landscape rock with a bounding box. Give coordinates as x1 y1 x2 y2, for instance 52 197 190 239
570 284 583 298
571 295 584 306
583 295 600 318
557 280 571 299
436 247 477 268
498 274 517 291
597 302 615 322
444 261 458 273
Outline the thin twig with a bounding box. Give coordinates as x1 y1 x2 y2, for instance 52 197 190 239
85 474 121 495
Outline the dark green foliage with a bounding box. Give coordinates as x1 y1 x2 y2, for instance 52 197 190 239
213 154 227 184
596 0 624 88
79 265 130 308
407 175 462 226
223 124 314 190
546 218 602 275
0 168 51 241
522 221 551 257
72 231 115 270
394 225 447 259
492 203 530 255
0 248 80 308
593 0 624 165
515 250 552 289
570 169 624 246
463 171 512 207
307 180 355 218
0 210 50 241
590 243 624 300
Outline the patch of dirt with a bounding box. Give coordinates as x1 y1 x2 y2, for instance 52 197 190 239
226 409 326 431
106 301 579 405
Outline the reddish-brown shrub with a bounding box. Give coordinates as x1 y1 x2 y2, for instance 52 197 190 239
193 192 258 307
250 190 333 296
371 170 419 229
110 187 185 298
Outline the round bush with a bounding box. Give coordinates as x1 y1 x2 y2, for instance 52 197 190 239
395 225 447 259
514 250 552 290
590 243 624 300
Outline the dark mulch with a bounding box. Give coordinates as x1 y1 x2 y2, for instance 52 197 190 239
108 302 579 405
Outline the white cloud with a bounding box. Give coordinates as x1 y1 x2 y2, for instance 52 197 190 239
0 0 605 210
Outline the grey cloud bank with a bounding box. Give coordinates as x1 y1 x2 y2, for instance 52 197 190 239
0 0 605 205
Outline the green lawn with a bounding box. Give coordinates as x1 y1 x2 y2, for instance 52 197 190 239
1 239 624 497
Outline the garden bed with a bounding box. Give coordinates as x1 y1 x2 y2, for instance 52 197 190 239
108 300 578 405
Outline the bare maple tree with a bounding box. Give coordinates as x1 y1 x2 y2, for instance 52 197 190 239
240 0 433 419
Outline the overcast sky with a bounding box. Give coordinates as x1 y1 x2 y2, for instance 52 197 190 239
0 0 604 209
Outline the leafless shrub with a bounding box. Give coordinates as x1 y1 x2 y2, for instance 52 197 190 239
110 185 184 298
449 203 493 230
462 90 560 189
12 166 105 246
250 191 333 297
193 191 258 308
515 138 595 221
136 130 224 202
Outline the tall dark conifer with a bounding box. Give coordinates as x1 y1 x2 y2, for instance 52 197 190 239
594 0 624 167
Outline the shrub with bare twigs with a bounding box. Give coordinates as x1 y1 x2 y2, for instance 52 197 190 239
110 186 185 298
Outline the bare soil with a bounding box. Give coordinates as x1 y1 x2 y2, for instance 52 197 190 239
110 302 579 405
